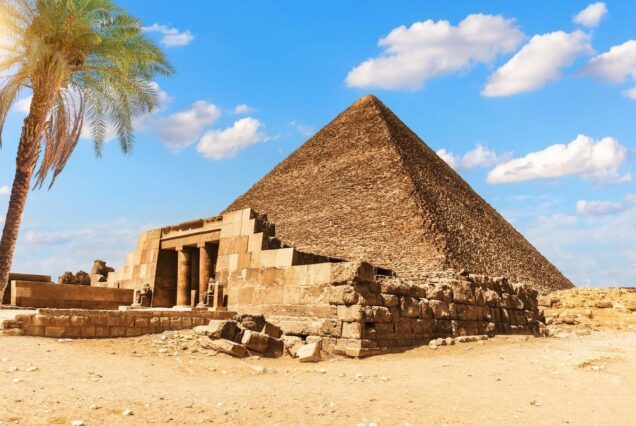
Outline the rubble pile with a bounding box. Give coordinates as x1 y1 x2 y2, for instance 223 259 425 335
192 314 323 362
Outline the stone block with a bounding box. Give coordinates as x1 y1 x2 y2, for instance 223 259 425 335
372 306 392 323
328 285 359 305
429 300 450 319
208 338 247 357
248 233 266 252
282 335 304 357
241 330 270 353
297 342 321 363
329 261 375 285
264 337 285 358
262 322 283 338
401 296 420 318
341 321 363 339
44 326 67 338
381 293 399 307
452 281 475 304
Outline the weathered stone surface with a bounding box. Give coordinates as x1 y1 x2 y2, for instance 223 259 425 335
195 320 238 340
297 342 321 363
206 338 247 357
262 322 283 338
241 330 270 353
282 335 304 357
235 314 267 332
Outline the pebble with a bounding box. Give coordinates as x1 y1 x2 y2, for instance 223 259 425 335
71 420 85 426
26 367 38 372
122 409 134 416
12 378 23 383
355 373 364 380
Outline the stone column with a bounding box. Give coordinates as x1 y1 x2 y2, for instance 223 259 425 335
198 244 212 304
176 248 192 307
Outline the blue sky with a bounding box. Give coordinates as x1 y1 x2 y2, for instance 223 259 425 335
1 1 635 286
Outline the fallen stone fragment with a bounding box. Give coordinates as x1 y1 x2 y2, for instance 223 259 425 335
297 342 321 363
234 314 266 332
241 330 270 353
71 420 85 426
282 336 304 357
262 322 283 339
205 338 247 358
122 409 134 416
595 301 613 309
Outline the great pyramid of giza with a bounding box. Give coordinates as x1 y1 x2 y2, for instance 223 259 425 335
226 95 573 293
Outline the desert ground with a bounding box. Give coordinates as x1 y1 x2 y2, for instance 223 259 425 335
1 327 636 426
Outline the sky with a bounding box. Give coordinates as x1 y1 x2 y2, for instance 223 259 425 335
0 1 635 286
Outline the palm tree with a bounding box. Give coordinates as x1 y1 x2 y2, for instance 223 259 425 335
0 0 173 299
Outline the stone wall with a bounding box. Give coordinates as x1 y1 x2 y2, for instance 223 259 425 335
10 308 235 338
2 273 51 305
11 281 134 310
224 259 541 356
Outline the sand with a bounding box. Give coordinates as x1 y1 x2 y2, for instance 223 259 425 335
1 330 635 425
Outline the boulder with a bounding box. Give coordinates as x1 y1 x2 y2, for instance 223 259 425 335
282 335 304 357
297 342 321 363
235 314 266 332
241 330 270 353
205 338 247 358
262 322 283 338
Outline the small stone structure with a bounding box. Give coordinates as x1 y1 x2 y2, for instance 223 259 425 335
11 280 133 309
2 273 51 305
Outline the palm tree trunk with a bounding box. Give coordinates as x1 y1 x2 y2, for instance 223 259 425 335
0 90 52 302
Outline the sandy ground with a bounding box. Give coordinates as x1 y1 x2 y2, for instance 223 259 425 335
1 330 636 425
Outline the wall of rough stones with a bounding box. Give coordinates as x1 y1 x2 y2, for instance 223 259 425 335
6 308 234 338
224 259 541 357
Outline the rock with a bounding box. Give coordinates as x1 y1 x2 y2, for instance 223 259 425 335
595 301 613 309
444 337 455 346
71 420 85 426
264 337 285 358
282 336 304 357
428 341 437 350
122 409 134 416
297 342 321 363
75 270 91 285
584 309 593 319
206 339 247 358
241 330 270 353
262 322 283 339
234 314 266 332
251 365 276 375
196 320 239 340
58 271 77 284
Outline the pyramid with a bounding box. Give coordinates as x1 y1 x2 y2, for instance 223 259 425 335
226 95 573 293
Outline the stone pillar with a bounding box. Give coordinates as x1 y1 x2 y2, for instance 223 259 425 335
176 248 192 307
198 244 212 304
191 250 199 304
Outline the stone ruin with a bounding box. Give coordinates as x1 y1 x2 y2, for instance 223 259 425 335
3 95 568 357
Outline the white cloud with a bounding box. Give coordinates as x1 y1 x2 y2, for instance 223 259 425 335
233 104 254 114
289 120 314 137
624 86 636 99
583 40 636 99
576 199 625 216
153 101 221 151
142 23 194 47
487 134 631 186
196 117 267 160
13 95 32 113
523 209 636 286
346 14 524 90
573 2 608 28
24 231 72 245
436 144 509 171
0 185 9 195
627 193 636 203
482 30 593 97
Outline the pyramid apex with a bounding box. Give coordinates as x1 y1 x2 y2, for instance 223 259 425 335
351 94 383 108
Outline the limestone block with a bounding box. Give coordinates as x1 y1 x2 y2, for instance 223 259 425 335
240 219 257 236
264 337 285 358
248 233 266 252
297 342 321 363
235 314 266 332
372 306 392 323
262 322 283 338
233 236 249 253
282 286 300 305
341 321 363 339
328 285 359 305
282 335 304 357
381 293 399 307
241 330 270 352
337 305 365 322
306 263 332 286
220 222 242 239
452 281 475 304
400 296 420 318
320 318 342 337
429 300 450 319
329 262 375 285
207 338 248 358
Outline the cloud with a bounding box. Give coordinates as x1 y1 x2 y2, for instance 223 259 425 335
573 2 608 28
0 185 9 195
24 231 72 245
153 101 221 151
233 104 255 114
627 193 636 203
289 120 314 137
576 200 625 216
142 23 194 47
346 14 524 90
482 30 593 97
583 40 636 99
487 134 631 186
436 144 510 171
522 209 636 286
196 117 267 160
13 95 32 113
